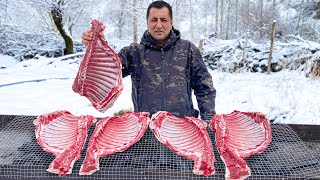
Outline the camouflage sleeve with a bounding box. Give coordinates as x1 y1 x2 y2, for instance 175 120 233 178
190 43 216 120
118 45 132 78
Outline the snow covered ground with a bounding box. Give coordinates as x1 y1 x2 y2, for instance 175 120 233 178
0 54 319 125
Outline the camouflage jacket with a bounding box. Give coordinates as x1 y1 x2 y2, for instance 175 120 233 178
118 28 216 120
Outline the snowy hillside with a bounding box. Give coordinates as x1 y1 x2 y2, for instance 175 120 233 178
202 36 320 75
0 37 320 125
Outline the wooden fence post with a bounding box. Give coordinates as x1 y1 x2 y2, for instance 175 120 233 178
267 20 276 74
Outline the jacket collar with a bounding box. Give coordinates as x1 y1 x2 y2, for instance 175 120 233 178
141 27 181 50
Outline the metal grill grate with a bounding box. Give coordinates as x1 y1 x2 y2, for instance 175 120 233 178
0 115 319 180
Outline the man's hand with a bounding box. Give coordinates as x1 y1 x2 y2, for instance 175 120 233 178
81 30 105 46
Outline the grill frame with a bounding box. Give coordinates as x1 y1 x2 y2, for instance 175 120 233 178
0 114 319 180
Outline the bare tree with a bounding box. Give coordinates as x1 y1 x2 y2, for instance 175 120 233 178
285 0 291 35
314 1 320 19
189 0 194 42
50 1 73 54
133 0 138 43
4 0 320 50
10 0 95 54
215 0 219 38
235 0 238 33
0 0 8 25
220 0 224 39
246 0 250 33
272 0 276 20
109 0 127 39
226 0 231 39
297 0 306 36
260 0 264 38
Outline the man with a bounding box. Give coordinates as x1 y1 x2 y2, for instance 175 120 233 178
82 1 216 120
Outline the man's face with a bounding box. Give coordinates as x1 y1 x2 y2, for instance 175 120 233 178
147 7 173 46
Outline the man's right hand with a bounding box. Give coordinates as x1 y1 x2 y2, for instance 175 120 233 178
81 30 105 46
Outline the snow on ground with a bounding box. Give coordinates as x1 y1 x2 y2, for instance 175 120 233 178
0 54 319 125
0 54 18 67
212 69 320 125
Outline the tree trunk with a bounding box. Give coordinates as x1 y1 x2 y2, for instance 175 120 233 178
299 1 306 37
133 0 138 44
260 0 264 38
51 8 73 55
285 0 290 34
246 0 250 32
295 1 303 35
189 0 194 42
272 0 276 19
119 11 125 39
220 0 224 39
198 38 204 54
226 0 231 39
215 0 219 37
235 0 238 33
314 1 320 19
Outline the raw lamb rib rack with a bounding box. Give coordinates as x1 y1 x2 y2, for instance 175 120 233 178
79 112 150 175
33 110 96 175
73 19 123 112
209 110 272 180
149 111 216 176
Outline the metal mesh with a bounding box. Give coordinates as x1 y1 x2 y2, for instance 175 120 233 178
0 115 319 180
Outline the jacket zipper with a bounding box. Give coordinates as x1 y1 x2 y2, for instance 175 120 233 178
161 48 166 111
187 51 193 116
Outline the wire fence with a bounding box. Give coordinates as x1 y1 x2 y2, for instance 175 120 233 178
0 115 319 180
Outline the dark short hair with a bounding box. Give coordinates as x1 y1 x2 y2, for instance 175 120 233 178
146 1 172 20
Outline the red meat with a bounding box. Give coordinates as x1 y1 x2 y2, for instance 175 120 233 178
33 110 96 175
209 110 272 180
79 112 150 175
72 19 123 112
149 111 216 176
